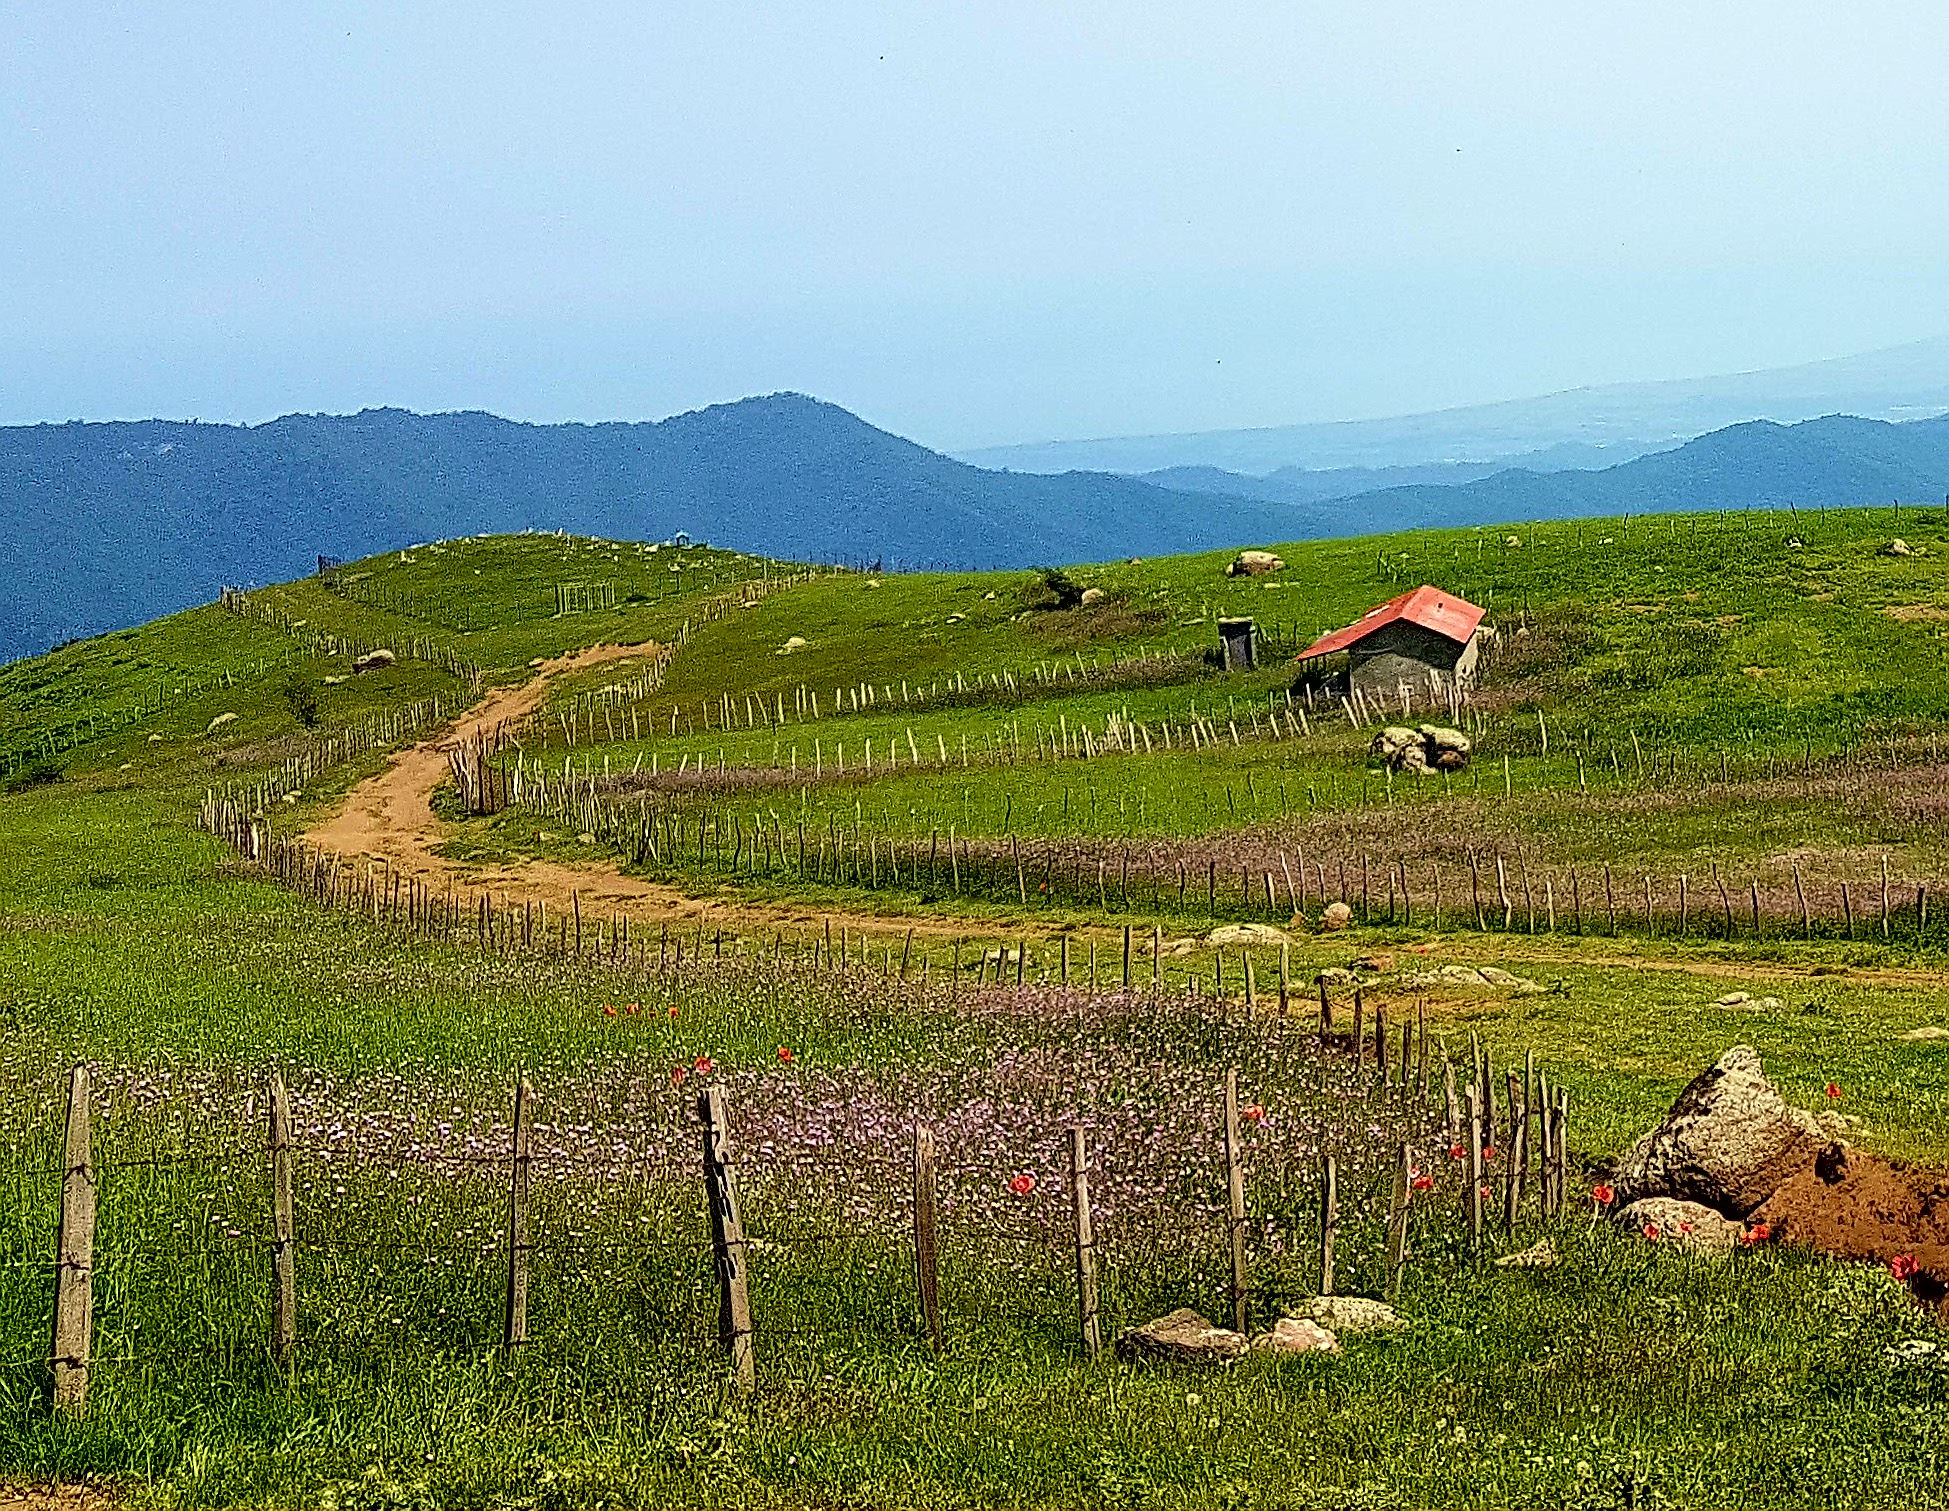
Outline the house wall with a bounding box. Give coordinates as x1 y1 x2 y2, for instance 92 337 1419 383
1348 622 1477 699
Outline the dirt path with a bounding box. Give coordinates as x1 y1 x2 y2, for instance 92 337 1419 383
303 643 989 939
306 642 666 906
303 647 1949 985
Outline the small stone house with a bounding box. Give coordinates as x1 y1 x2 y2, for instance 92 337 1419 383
1294 585 1484 699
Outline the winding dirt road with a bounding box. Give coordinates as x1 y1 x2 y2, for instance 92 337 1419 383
300 642 1949 989
303 643 696 915
301 642 980 937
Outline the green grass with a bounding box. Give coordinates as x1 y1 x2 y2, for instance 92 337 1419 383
3 510 1949 1507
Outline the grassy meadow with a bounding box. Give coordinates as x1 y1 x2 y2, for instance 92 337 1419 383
2 509 1948 1508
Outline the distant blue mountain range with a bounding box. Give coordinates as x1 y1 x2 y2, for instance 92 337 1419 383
961 335 1949 473
5 398 1949 663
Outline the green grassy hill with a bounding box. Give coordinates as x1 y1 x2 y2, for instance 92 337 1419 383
2 509 1947 1510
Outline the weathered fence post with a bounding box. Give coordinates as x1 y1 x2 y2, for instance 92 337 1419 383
1070 1127 1102 1361
700 1086 755 1392
913 1122 942 1352
51 1065 93 1414
1384 1142 1412 1300
1554 1089 1571 1210
269 1073 297 1362
1318 1152 1338 1296
1465 1084 1484 1254
1502 1067 1523 1234
1223 1069 1249 1334
504 1076 533 1348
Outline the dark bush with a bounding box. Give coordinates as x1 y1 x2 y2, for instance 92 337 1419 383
4 759 64 794
1023 567 1087 612
283 676 322 728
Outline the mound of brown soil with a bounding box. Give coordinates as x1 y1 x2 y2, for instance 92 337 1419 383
1753 1143 1949 1309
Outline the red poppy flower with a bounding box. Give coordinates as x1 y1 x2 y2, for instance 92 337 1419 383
1241 1104 1265 1124
624 1002 640 1016
693 1056 714 1074
1448 1143 1465 1160
1824 1082 1841 1100
1479 1184 1491 1200
1643 1223 1661 1241
1591 1184 1615 1206
777 1046 794 1062
601 1003 617 1017
1740 1223 1770 1246
1482 1146 1498 1161
1411 1174 1434 1192
1890 1254 1920 1282
1679 1220 1693 1234
668 1006 678 1018
1008 1173 1036 1196
669 1064 686 1085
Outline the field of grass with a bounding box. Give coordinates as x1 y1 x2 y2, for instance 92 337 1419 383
3 510 1948 1508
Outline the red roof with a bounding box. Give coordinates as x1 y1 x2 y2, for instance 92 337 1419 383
1295 585 1484 661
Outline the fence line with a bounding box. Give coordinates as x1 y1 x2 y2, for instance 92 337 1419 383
8 1019 1581 1412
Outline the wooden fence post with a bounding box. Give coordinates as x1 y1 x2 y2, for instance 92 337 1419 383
1384 1142 1412 1300
913 1122 942 1352
269 1073 296 1363
1070 1127 1102 1361
1502 1067 1523 1235
1223 1069 1249 1334
700 1086 755 1392
504 1076 533 1348
51 1065 93 1414
1465 1084 1483 1254
1317 1153 1338 1296
1554 1089 1570 1211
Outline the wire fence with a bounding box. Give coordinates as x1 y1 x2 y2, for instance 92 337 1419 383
2 1016 1585 1412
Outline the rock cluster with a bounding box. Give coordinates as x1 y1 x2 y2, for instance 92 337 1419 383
1402 964 1542 993
1116 1299 1404 1364
1226 550 1285 577
1205 923 1291 948
1371 724 1471 774
1612 1045 1823 1218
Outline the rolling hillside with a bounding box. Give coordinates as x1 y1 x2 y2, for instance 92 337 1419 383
13 397 1949 670
0 395 1289 664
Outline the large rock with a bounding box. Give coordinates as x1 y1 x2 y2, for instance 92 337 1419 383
1226 550 1285 577
1419 725 1472 771
1370 724 1471 775
1206 923 1290 948
1615 1196 1744 1252
351 648 396 673
1115 1309 1248 1365
1612 1046 1822 1218
1285 1296 1403 1334
1319 902 1353 932
1252 1317 1339 1355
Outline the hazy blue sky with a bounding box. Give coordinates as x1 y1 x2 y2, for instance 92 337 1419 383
4 2 1947 447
